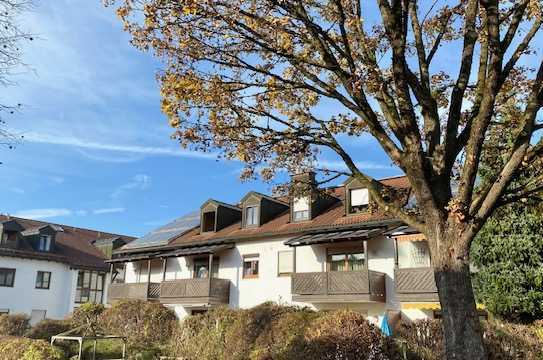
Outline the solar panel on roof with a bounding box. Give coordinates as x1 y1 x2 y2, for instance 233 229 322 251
122 211 200 250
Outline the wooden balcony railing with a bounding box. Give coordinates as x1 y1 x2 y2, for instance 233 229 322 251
394 267 438 302
160 278 230 304
108 278 230 305
108 282 160 302
291 270 386 302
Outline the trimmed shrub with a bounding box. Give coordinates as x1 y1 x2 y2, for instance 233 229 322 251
71 302 105 335
168 303 400 360
26 319 72 341
0 336 64 360
100 300 177 356
0 313 30 337
302 310 400 360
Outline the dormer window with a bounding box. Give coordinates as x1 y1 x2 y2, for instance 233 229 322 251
245 206 259 227
38 234 52 252
293 196 310 222
349 188 369 214
202 211 216 232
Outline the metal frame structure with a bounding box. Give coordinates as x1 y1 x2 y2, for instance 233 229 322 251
51 327 126 360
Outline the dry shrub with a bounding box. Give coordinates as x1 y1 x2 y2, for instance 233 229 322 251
0 336 64 360
26 319 72 340
168 304 400 360
0 313 30 337
169 306 238 359
100 300 177 354
483 319 543 360
302 310 400 360
396 319 444 360
71 302 105 335
396 318 543 360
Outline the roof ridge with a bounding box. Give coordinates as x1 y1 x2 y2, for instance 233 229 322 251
0 215 134 239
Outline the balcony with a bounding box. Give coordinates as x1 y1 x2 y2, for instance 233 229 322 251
108 282 161 301
107 278 230 305
159 278 230 305
291 270 386 303
394 267 438 302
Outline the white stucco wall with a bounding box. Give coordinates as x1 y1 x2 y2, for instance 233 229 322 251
0 256 76 320
121 236 420 321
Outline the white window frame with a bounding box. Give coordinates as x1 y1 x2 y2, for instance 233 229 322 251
38 235 51 251
245 206 259 227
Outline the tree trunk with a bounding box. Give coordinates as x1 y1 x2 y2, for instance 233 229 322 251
434 248 487 360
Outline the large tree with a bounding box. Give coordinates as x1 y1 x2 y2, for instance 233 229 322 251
107 0 543 358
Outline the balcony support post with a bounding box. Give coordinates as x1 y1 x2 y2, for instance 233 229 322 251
162 257 167 282
109 263 114 284
292 246 296 274
208 253 213 295
147 259 151 284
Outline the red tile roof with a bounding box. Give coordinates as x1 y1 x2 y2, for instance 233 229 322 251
117 176 410 253
0 216 135 271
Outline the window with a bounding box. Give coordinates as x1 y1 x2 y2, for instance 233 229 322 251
243 254 259 279
0 309 9 315
293 196 310 222
0 268 15 287
35 271 51 289
411 242 431 267
202 211 216 232
349 188 369 213
327 250 365 271
193 257 219 278
245 206 259 227
277 251 293 276
75 270 104 304
38 235 51 251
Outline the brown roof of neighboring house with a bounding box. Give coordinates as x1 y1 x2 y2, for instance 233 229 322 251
0 216 135 271
114 175 410 256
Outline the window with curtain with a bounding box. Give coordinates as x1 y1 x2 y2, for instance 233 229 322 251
293 196 310 221
349 188 369 213
245 206 259 226
35 271 51 289
243 254 259 278
38 235 51 251
327 250 365 271
0 268 15 287
193 257 219 278
277 251 293 276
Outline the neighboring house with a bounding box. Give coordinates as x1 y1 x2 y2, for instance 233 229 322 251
108 173 439 323
0 216 134 324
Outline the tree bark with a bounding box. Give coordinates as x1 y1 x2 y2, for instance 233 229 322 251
434 241 487 360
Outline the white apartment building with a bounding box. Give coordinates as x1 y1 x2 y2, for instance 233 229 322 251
0 216 133 324
109 174 439 323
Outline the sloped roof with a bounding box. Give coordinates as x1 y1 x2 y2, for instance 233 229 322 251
0 216 135 271
121 211 200 250
113 175 410 257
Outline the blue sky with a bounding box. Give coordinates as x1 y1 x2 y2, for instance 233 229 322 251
0 1 400 236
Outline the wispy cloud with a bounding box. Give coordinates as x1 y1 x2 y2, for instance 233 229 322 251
111 174 151 199
13 208 72 219
23 132 217 160
9 187 25 195
93 207 125 215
